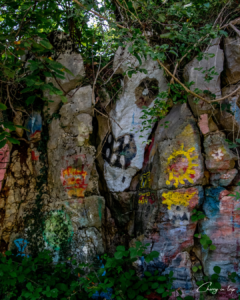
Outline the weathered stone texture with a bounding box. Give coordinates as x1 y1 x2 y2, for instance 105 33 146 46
183 44 224 117
224 37 240 85
200 187 240 288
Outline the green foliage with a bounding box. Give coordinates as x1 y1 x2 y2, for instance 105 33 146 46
0 250 87 299
138 91 170 138
225 138 240 149
192 265 202 273
191 209 206 222
0 242 181 300
194 233 216 250
196 266 222 298
80 241 176 300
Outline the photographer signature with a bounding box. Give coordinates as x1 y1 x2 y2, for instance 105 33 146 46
197 282 236 295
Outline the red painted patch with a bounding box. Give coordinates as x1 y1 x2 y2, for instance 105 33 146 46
143 136 155 167
31 151 39 161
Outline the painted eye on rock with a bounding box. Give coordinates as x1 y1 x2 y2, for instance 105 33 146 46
106 148 110 158
120 155 125 167
124 135 130 145
111 154 117 164
103 133 137 169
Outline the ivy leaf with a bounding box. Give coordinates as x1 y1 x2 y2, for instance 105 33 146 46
213 266 221 274
192 266 198 272
210 245 216 251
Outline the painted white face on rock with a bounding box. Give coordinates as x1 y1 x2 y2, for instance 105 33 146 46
103 51 168 192
120 155 125 168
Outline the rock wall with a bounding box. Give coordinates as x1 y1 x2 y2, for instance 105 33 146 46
1 35 240 299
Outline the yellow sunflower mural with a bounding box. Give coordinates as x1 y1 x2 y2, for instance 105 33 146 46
162 190 196 210
166 144 198 188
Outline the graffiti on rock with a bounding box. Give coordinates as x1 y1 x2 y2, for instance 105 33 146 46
134 78 159 109
31 150 39 161
211 148 224 161
140 172 151 189
166 144 199 188
26 112 42 141
138 191 157 205
14 239 28 257
43 210 73 250
0 143 10 191
103 133 137 169
61 166 88 197
162 190 197 210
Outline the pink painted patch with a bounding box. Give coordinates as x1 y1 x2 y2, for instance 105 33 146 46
0 144 10 191
198 114 209 134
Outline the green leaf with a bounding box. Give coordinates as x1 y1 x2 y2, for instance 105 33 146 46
144 271 152 277
156 287 165 294
160 32 172 39
0 103 7 110
152 282 159 289
158 14 166 22
210 245 216 251
63 67 74 77
26 282 34 291
128 289 136 299
40 40 53 49
7 137 20 145
192 266 198 272
116 245 125 252
213 266 221 274
114 252 123 259
0 139 7 149
26 96 36 106
158 276 167 281
60 95 68 103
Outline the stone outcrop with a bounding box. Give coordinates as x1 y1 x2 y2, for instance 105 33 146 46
2 32 240 299
103 46 168 192
224 37 240 85
183 41 224 117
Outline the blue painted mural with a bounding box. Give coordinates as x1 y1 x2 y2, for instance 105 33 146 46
14 239 28 257
26 112 42 141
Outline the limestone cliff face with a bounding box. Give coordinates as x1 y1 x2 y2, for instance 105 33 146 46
1 36 240 299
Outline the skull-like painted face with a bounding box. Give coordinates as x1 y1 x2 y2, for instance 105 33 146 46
103 46 168 192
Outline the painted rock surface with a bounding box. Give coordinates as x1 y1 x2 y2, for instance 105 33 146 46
183 42 224 117
25 112 42 141
200 187 240 287
204 132 236 172
142 104 204 190
104 47 168 192
140 187 204 266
